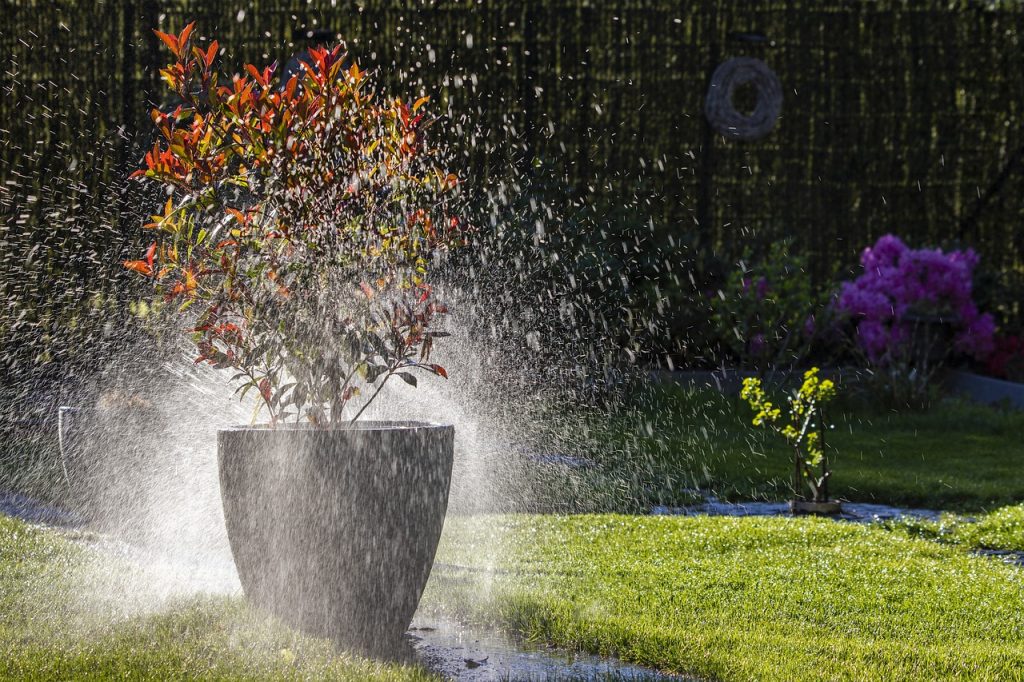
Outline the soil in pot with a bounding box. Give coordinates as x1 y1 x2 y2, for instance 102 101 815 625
218 421 454 657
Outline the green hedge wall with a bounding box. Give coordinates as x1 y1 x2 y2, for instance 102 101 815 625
2 0 1022 374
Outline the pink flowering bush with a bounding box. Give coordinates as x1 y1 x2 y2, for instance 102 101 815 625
838 235 994 364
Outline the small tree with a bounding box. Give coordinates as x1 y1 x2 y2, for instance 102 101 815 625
741 368 837 504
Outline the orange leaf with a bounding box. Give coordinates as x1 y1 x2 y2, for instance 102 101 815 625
284 75 298 101
178 22 195 51
431 364 448 379
412 95 430 112
124 260 153 276
205 40 218 67
153 29 179 56
245 64 267 87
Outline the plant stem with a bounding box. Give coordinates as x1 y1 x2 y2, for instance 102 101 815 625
330 362 363 425
349 366 396 423
242 367 275 424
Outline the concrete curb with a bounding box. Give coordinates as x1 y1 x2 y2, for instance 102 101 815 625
944 369 1024 410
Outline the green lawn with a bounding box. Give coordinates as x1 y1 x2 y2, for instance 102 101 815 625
949 503 1024 550
3 384 1024 679
5 509 1024 681
888 503 1024 552
593 383 1024 512
427 514 1024 682
0 515 435 681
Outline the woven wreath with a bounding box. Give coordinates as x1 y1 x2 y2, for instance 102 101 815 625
704 57 783 141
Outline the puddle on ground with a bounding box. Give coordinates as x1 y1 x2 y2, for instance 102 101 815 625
0 489 82 526
972 549 1024 567
408 616 688 681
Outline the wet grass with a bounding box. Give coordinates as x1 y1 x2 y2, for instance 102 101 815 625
948 504 1024 550
0 515 436 681
886 503 1024 552
595 383 1024 512
431 514 1024 682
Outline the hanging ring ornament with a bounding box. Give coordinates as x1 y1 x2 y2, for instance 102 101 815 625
704 57 783 141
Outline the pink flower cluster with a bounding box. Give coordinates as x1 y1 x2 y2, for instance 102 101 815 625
837 235 995 362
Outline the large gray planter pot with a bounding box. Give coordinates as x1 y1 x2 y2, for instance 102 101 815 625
217 422 454 655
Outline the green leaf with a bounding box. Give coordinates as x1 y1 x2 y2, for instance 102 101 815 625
366 364 388 383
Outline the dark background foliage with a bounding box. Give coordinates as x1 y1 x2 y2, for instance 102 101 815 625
2 0 1023 388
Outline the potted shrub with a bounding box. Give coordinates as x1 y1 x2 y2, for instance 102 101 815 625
125 23 465 653
741 368 841 514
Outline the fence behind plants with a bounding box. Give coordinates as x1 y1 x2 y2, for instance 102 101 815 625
2 0 1023 372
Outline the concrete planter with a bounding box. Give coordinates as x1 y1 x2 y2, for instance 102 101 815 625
217 421 454 655
944 369 1024 410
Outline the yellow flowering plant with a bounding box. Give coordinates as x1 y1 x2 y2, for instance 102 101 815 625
740 368 837 503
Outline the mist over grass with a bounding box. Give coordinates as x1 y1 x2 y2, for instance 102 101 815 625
0 515 436 681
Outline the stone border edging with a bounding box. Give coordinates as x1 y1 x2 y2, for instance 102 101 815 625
944 369 1024 410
